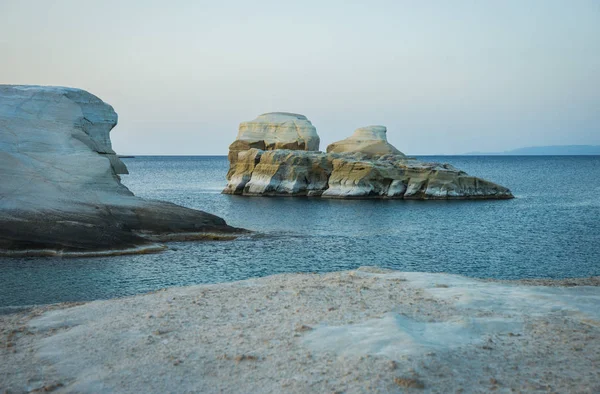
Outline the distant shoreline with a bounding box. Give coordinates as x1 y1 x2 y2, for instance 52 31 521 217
465 145 600 156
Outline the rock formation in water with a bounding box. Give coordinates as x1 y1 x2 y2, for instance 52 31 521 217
0 85 241 256
224 113 513 199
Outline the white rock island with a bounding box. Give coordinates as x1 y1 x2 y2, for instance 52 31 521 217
224 113 514 199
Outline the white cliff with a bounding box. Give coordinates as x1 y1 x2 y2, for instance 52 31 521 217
0 85 241 256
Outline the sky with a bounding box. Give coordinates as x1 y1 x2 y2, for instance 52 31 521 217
1 0 599 155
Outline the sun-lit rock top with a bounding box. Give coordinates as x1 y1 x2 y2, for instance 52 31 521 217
235 112 320 151
326 125 405 157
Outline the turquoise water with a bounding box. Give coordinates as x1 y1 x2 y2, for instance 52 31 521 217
1 155 599 308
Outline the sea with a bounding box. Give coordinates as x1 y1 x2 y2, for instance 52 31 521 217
1 155 599 308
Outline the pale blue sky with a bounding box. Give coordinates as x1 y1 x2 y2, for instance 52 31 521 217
2 0 599 154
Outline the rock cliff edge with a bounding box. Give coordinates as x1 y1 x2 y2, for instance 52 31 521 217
0 85 241 256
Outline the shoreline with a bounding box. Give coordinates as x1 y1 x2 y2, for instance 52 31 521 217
1 272 598 313
1 267 599 393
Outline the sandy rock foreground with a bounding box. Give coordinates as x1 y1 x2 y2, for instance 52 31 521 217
1 267 599 393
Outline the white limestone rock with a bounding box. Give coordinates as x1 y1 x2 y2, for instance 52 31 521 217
1 268 597 393
236 112 320 151
226 112 322 190
326 125 405 157
224 118 513 200
0 85 240 256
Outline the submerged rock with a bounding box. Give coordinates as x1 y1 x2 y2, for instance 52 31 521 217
0 85 241 256
224 114 513 199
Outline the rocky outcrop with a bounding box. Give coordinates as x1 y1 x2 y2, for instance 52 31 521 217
224 115 513 199
0 85 241 256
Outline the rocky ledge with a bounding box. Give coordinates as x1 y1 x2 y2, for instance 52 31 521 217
224 113 513 199
0 85 242 256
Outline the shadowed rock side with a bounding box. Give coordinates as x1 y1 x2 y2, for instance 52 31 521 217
224 116 513 199
0 85 241 256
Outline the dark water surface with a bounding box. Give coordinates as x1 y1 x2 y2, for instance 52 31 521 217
1 155 599 308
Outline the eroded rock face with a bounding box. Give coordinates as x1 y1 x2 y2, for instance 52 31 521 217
225 149 332 196
0 85 241 256
224 115 513 200
226 112 320 183
326 125 405 158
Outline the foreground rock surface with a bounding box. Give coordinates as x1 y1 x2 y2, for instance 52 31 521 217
1 267 598 393
0 85 240 256
224 114 513 199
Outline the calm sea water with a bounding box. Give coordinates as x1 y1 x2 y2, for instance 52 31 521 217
1 155 599 308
